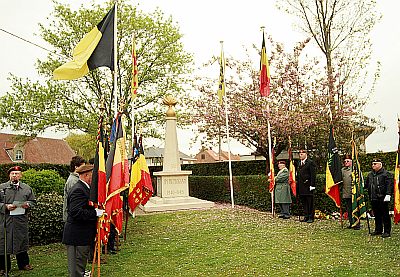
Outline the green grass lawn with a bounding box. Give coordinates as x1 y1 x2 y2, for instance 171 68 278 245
13 205 400 276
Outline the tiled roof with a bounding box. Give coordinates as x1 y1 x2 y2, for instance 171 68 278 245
0 133 75 164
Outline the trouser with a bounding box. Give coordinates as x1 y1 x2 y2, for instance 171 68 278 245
300 195 314 220
66 245 90 277
0 251 30 271
278 203 290 216
371 200 391 234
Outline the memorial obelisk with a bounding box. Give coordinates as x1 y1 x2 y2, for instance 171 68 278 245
142 96 214 212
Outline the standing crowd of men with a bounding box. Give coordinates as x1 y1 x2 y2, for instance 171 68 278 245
274 149 395 238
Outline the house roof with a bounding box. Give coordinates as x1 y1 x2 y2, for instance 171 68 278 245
0 133 75 164
197 149 240 161
144 146 196 161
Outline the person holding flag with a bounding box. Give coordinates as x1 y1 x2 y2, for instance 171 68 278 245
341 155 360 229
297 149 316 223
274 160 292 219
365 158 393 238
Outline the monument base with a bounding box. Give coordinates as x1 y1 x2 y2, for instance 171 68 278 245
141 196 214 212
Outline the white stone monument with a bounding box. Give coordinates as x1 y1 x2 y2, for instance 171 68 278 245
142 96 214 212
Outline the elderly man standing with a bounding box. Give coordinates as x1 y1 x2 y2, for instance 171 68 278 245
63 164 103 277
297 149 317 223
0 166 36 274
365 158 393 238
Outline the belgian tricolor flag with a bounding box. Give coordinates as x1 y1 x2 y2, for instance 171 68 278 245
53 5 115 80
128 135 153 213
259 32 270 97
325 125 342 208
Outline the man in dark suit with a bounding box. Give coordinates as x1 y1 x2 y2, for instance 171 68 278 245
63 164 104 277
297 149 316 223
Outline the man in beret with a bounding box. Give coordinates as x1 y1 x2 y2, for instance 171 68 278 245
0 166 36 274
365 158 393 238
63 164 104 277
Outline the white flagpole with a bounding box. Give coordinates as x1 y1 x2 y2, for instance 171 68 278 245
220 41 234 208
113 1 118 116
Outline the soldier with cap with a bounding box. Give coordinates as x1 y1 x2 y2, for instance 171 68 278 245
63 164 104 277
341 154 360 229
274 160 292 219
365 158 393 238
0 166 36 274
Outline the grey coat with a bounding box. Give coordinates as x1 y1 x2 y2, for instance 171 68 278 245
63 172 79 222
274 168 292 204
0 181 36 255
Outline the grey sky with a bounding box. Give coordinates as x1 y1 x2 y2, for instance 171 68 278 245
0 0 398 155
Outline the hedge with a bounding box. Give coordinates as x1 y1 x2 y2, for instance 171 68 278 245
29 193 64 245
21 169 65 195
189 174 361 215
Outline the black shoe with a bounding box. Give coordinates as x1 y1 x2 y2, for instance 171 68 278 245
278 215 284 218
352 226 361 230
306 219 314 223
283 215 290 219
370 231 382 236
381 233 391 238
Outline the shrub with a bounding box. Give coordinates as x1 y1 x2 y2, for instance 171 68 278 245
189 174 352 215
29 192 64 245
21 169 65 195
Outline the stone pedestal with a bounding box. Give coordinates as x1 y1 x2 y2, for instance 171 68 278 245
141 96 213 212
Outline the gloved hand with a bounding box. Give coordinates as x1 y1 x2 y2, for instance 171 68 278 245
383 195 391 202
309 186 316 191
95 208 105 217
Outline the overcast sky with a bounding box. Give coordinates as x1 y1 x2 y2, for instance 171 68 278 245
0 0 399 155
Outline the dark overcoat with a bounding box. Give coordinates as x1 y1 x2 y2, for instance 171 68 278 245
0 181 36 255
297 159 316 196
62 180 97 246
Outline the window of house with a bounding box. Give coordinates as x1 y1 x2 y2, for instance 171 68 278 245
15 150 23 161
201 154 205 159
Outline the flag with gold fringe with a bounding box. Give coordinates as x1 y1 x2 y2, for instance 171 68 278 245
351 138 366 227
105 113 130 234
128 134 154 213
288 144 296 196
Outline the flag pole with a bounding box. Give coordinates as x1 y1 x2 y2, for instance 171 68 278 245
113 0 118 117
267 116 274 217
220 41 235 208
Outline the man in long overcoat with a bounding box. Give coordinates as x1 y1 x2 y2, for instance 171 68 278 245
0 166 36 274
297 149 316 223
274 160 291 219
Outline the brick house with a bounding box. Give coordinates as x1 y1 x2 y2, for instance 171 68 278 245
0 133 75 164
194 149 240 163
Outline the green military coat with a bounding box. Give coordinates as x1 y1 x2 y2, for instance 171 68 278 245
274 168 292 204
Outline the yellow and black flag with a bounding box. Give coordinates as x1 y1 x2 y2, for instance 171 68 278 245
217 43 225 105
53 5 115 80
